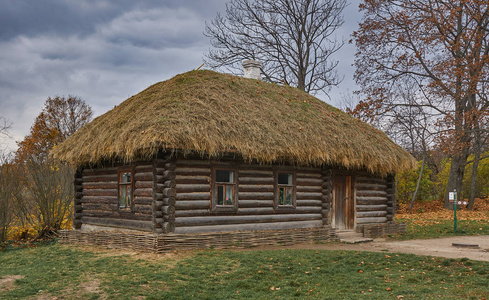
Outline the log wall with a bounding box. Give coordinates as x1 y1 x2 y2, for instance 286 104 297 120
355 173 389 226
173 159 323 234
80 162 155 232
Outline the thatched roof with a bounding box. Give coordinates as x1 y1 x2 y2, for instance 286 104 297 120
52 70 415 174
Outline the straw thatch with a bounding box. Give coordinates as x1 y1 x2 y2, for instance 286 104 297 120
52 70 415 174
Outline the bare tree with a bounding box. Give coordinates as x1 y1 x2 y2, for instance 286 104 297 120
205 0 346 94
354 0 489 208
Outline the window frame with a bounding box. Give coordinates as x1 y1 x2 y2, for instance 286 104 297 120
274 171 297 210
211 166 238 212
118 167 135 212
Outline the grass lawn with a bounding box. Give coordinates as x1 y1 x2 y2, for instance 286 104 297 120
1 243 489 299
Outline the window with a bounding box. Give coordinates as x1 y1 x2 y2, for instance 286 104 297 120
119 170 133 210
275 172 296 208
212 168 238 211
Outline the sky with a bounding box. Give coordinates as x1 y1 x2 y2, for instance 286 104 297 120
0 0 362 152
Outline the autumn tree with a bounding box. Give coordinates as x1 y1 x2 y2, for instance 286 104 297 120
16 96 92 164
205 0 346 94
353 0 489 208
15 96 92 234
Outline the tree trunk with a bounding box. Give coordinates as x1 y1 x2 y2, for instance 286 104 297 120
467 120 481 210
444 152 469 209
409 154 425 212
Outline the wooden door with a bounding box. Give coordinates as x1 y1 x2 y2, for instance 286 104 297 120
332 175 354 230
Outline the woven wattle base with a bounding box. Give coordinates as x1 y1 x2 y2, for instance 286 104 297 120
58 227 335 253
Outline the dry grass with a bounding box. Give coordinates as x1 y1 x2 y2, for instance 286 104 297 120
53 70 415 175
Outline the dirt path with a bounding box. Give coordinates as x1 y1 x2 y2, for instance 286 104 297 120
239 235 489 262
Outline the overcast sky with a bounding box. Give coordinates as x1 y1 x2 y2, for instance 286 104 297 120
0 0 362 152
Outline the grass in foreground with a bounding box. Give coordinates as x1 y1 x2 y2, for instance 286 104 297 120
1 243 489 299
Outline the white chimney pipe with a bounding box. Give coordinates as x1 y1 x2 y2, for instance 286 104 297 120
242 60 262 80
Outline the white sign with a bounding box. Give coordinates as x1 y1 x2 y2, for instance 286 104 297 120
449 192 455 201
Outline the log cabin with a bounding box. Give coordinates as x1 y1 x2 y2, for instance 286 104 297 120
53 61 416 251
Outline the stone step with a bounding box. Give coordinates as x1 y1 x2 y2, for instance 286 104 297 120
336 230 373 244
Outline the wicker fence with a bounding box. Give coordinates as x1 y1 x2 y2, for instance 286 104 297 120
58 227 335 253
360 222 406 238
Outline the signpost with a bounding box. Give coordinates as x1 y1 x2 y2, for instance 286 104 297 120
448 190 468 232
449 190 457 232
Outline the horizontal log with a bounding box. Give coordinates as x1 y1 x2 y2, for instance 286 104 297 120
238 192 274 200
238 170 273 177
154 218 164 227
82 167 118 175
134 188 153 197
357 211 387 218
157 187 176 197
82 210 152 221
75 186 83 193
322 203 330 209
133 205 153 214
296 172 322 179
81 217 153 232
175 209 210 217
81 196 118 204
162 221 176 233
134 181 153 189
296 192 322 200
154 197 176 207
162 170 176 180
164 180 177 188
175 214 321 227
356 190 387 197
175 159 211 167
83 174 118 182
134 165 153 172
238 200 274 208
175 200 210 210
74 205 83 212
174 220 323 234
176 184 210 193
296 199 322 206
162 205 175 215
155 193 174 201
357 205 388 212
82 182 118 189
175 167 210 176
154 210 163 218
134 172 153 181
296 178 322 186
83 189 117 197
74 212 83 219
238 185 273 193
322 181 332 189
356 197 388 205
238 177 274 185
356 177 387 185
356 183 387 191
133 197 153 205
175 175 209 185
356 217 388 224
81 203 118 211
296 186 322 193
176 192 210 201
163 214 176 222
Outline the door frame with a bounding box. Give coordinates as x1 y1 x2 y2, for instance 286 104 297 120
331 174 356 230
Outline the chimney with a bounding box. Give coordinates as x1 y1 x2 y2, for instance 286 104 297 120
242 60 262 80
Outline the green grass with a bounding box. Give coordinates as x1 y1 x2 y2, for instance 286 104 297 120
1 243 489 299
392 219 489 240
